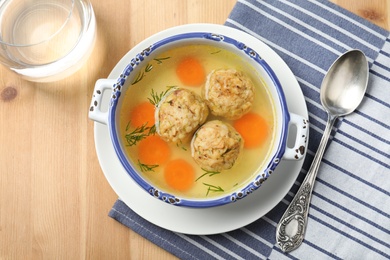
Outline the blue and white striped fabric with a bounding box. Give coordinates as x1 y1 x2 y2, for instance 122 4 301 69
109 0 390 259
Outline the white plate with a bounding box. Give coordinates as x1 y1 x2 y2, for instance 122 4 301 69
93 24 308 235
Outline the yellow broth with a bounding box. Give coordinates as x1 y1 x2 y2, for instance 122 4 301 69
119 44 276 199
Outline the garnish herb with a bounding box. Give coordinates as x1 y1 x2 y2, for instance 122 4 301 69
124 122 156 146
176 140 187 151
210 50 221 54
138 160 159 172
154 56 171 64
148 86 177 106
131 56 170 85
148 124 157 135
125 121 131 132
195 169 221 182
132 71 145 85
131 57 171 85
145 63 153 72
203 183 224 196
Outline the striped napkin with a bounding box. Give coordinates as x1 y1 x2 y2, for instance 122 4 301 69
109 0 390 259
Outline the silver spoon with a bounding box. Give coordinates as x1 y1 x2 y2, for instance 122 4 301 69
276 49 369 252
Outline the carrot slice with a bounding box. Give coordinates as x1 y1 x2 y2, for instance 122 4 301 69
176 57 205 86
164 159 195 192
138 135 171 165
233 112 268 148
130 101 155 128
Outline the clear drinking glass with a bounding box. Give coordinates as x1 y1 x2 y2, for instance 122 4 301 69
0 0 96 82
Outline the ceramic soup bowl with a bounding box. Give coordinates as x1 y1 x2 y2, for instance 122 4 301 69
89 24 308 208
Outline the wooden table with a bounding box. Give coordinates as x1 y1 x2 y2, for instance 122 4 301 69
0 0 388 259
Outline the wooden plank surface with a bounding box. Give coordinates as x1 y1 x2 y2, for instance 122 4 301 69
0 0 388 259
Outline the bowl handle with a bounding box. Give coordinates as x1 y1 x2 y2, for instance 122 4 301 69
88 79 116 125
283 113 309 160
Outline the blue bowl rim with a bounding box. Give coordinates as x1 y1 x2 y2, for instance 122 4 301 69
107 32 290 208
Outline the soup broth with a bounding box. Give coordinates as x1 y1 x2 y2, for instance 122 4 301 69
119 43 276 199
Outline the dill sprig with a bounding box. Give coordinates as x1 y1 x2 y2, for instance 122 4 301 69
124 122 155 146
138 160 159 172
131 71 145 85
131 63 154 85
145 63 153 72
203 183 224 196
148 124 156 135
176 140 188 151
131 56 170 85
148 86 177 106
154 56 171 64
195 169 221 182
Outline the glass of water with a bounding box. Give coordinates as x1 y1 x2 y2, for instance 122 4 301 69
0 0 96 82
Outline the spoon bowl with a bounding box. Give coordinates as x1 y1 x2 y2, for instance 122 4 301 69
321 50 369 116
276 49 369 252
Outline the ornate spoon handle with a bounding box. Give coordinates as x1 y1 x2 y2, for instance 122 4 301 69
276 114 337 252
